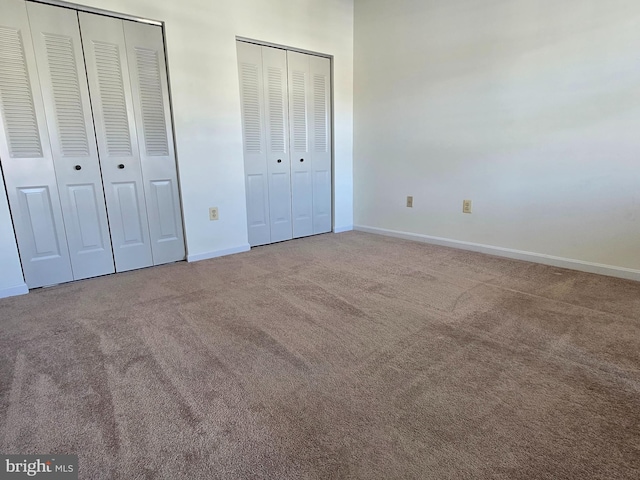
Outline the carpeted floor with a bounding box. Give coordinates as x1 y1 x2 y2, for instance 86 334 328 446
0 231 639 479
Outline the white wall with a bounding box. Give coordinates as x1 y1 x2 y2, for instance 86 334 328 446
354 0 640 277
0 177 27 296
0 0 354 296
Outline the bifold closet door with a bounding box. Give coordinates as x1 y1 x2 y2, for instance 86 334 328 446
80 13 185 270
262 46 293 244
123 20 185 265
287 51 332 238
308 55 332 234
79 12 154 272
0 0 74 287
237 42 293 247
1 1 184 287
27 1 115 281
237 42 270 246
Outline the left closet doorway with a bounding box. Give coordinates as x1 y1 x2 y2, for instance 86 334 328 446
0 0 185 289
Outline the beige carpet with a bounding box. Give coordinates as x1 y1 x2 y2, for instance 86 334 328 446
0 231 639 479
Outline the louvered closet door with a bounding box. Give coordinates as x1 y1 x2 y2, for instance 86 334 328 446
308 55 332 234
237 41 271 246
0 0 73 288
287 51 314 238
261 46 292 243
27 2 115 281
123 20 185 265
79 12 153 272
287 51 332 238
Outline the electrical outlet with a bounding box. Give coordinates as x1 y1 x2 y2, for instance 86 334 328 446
462 199 472 214
209 207 219 221
406 196 413 208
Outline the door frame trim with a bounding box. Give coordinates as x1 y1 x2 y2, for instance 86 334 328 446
236 37 332 59
26 0 162 25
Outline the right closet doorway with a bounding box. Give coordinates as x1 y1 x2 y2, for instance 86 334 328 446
236 41 332 247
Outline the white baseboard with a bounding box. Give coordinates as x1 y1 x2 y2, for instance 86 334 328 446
187 244 250 263
354 225 640 282
333 225 353 233
0 283 29 299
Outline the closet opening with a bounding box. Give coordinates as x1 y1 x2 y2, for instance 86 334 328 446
236 38 334 247
0 0 186 289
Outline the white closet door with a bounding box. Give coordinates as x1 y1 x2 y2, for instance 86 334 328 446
262 46 292 243
237 41 270 247
237 43 332 247
0 0 73 288
287 51 313 238
79 12 153 272
123 20 185 265
309 55 332 234
26 2 115 280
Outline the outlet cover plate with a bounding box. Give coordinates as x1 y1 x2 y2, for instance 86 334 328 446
209 207 219 221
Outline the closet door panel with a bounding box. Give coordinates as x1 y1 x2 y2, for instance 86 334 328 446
287 51 313 238
237 41 270 246
246 173 268 233
123 20 185 265
262 46 292 243
309 55 332 234
27 2 115 280
112 181 146 244
0 0 73 287
79 12 153 272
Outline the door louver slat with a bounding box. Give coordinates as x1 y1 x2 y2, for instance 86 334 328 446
291 70 307 152
240 62 262 153
43 33 90 157
267 67 285 153
92 40 132 157
0 26 43 158
134 46 168 156
313 74 327 153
